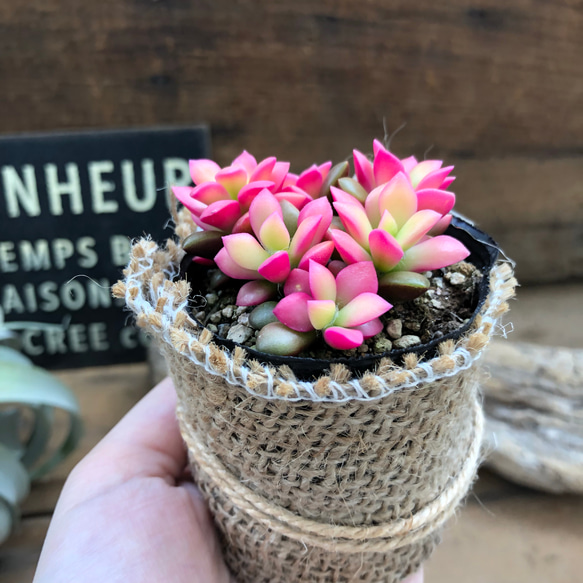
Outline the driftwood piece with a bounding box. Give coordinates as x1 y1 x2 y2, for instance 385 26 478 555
481 340 583 494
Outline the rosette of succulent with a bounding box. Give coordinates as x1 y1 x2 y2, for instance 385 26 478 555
174 141 475 360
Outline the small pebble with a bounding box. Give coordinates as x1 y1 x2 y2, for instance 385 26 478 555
385 319 402 339
237 313 250 326
393 335 421 349
447 272 466 286
357 344 369 353
209 312 222 324
433 277 444 288
226 323 254 344
218 324 230 337
423 271 433 279
235 306 247 315
222 306 234 319
404 320 421 332
433 330 444 339
207 324 218 333
205 293 218 305
374 338 393 352
195 310 206 321
431 299 443 309
452 261 474 276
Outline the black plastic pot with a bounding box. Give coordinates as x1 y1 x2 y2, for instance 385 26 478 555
181 216 499 381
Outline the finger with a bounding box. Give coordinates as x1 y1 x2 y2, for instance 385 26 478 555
61 377 186 508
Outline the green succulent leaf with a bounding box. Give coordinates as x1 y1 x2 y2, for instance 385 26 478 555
378 271 431 303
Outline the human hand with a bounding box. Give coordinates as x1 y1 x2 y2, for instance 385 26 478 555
34 377 423 583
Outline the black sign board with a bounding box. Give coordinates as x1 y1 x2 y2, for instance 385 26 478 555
0 126 209 369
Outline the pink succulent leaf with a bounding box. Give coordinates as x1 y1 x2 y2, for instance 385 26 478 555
298 197 333 243
441 176 456 190
231 150 257 176
308 260 337 301
284 268 310 296
354 318 384 339
416 188 456 215
214 247 262 280
282 172 298 188
328 260 347 276
172 186 198 214
275 190 313 210
232 212 252 234
258 212 290 252
270 161 290 192
428 213 452 236
369 229 404 272
408 160 443 188
396 210 442 250
191 213 221 232
236 280 277 306
329 229 372 264
222 233 269 270
249 190 283 237
335 261 379 306
199 200 242 231
214 166 248 198
401 156 418 173
378 209 399 236
249 157 277 182
374 145 405 185
237 181 275 210
273 293 313 332
364 184 386 227
330 185 364 206
257 250 291 283
353 149 375 192
372 139 385 157
378 172 418 228
335 292 392 328
323 326 364 350
400 235 470 272
317 161 333 178
189 159 221 185
336 178 369 204
288 215 322 264
192 256 215 266
296 165 324 198
416 166 454 191
191 182 231 205
297 240 334 270
333 201 372 248
307 299 337 330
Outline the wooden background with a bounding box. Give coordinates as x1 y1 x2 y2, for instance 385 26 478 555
0 0 581 284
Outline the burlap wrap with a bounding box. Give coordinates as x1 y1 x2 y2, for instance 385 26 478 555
114 235 516 583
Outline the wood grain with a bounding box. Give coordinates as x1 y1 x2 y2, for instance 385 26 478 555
0 1 581 283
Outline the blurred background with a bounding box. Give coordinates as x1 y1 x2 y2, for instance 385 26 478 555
0 1 581 582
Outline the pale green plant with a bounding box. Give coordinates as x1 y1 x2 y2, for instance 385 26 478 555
0 308 83 545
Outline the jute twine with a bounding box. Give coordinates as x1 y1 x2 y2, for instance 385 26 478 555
115 234 516 583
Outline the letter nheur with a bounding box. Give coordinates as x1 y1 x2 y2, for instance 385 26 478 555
163 158 191 192
89 160 118 213
2 165 40 218
122 159 158 212
45 163 83 215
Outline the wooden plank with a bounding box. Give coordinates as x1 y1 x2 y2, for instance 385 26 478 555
0 2 582 283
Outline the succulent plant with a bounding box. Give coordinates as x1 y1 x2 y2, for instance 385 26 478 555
268 261 391 350
176 140 472 355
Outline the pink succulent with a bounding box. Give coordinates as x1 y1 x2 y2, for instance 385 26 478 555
215 190 334 305
330 171 469 275
172 150 296 233
353 139 456 194
273 261 392 350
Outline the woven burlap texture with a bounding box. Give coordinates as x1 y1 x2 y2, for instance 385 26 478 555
114 237 516 583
